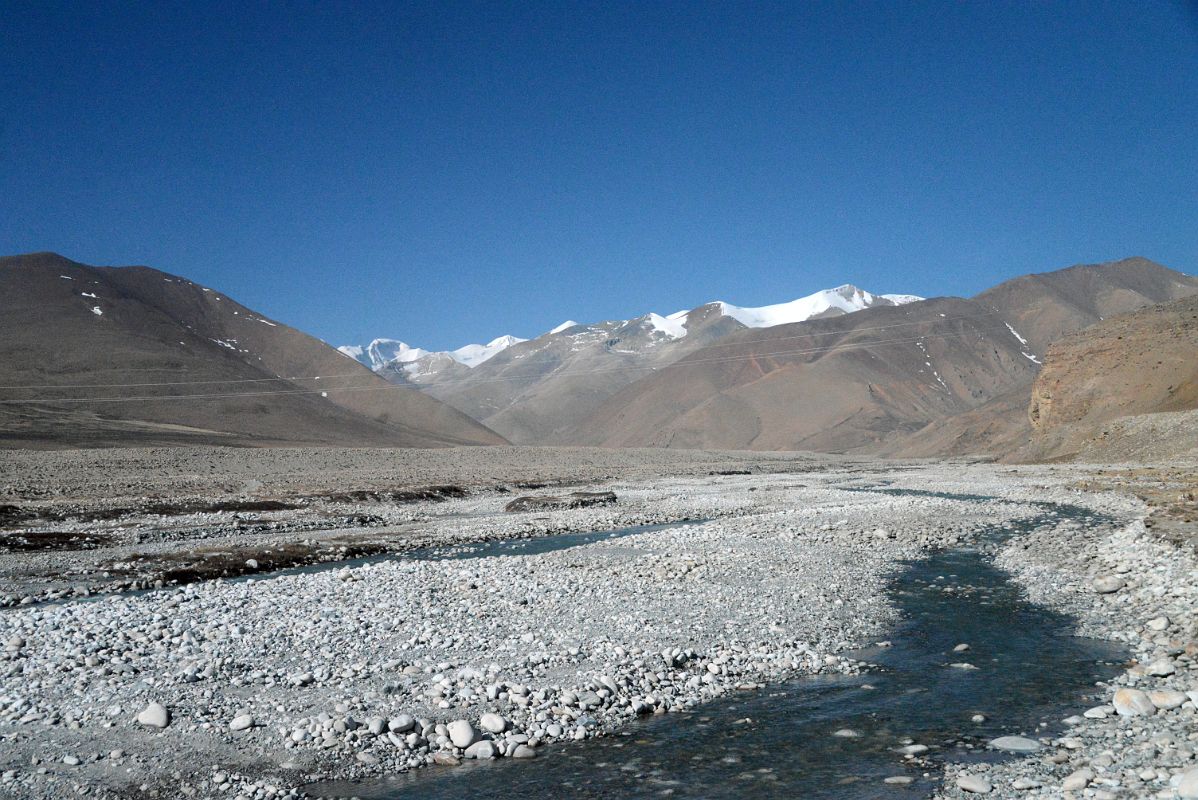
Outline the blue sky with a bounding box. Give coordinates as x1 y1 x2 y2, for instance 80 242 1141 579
3 1 1197 350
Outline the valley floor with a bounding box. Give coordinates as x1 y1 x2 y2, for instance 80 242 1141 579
0 448 1194 799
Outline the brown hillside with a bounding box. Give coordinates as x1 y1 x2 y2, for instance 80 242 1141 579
0 253 505 449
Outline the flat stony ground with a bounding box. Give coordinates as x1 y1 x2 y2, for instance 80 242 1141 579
0 447 1194 800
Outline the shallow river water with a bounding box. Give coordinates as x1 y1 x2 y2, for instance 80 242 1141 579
312 495 1126 799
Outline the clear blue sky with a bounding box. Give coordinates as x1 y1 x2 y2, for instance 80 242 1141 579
3 1 1196 350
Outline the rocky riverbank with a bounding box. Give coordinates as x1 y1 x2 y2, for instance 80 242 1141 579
939 486 1198 798
0 458 1013 799
0 451 1193 799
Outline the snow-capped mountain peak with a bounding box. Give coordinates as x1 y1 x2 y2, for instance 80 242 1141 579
644 312 687 339
339 334 526 373
706 284 913 329
338 339 430 371
548 320 579 335
451 335 528 368
341 283 921 379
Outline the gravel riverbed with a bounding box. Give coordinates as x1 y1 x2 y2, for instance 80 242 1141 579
939 484 1198 799
0 449 1193 799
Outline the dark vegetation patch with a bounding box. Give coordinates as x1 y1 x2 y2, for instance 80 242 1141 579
0 530 114 552
0 498 302 528
110 536 399 589
504 491 617 513
317 485 468 504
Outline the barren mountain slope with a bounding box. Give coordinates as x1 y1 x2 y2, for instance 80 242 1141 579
413 287 913 444
568 258 1198 454
0 253 505 448
972 257 1198 354
567 297 1040 451
421 306 744 443
1015 294 1198 461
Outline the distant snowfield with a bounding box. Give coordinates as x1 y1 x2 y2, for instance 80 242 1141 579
341 284 922 373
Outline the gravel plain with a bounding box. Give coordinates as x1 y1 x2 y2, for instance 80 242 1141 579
0 447 1195 799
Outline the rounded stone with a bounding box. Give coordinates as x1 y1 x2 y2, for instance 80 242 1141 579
1062 767 1093 791
464 740 497 759
957 774 992 793
479 712 507 734
136 703 170 729
1112 688 1156 717
1177 767 1198 799
388 714 415 733
447 719 477 749
989 735 1041 753
1148 689 1187 710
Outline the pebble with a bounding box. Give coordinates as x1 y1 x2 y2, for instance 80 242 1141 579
135 703 170 729
883 775 914 785
511 744 537 759
463 740 497 760
988 735 1041 753
1091 576 1124 593
229 714 254 731
479 712 507 734
388 714 415 733
447 720 477 749
1112 688 1156 717
1061 767 1093 791
1145 657 1175 677
1177 767 1198 799
1148 689 1187 710
956 774 992 793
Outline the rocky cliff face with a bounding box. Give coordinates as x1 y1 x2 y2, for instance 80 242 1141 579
1020 295 1198 460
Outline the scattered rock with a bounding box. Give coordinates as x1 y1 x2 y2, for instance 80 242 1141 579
447 720 476 749
956 774 992 793
479 712 507 734
135 703 170 729
1112 688 1156 717
1148 689 1187 710
989 735 1041 753
1177 767 1198 799
463 740 497 759
1145 657 1175 677
1091 576 1124 593
1061 767 1093 791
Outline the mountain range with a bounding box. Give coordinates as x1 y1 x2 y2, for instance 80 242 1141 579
3 253 1197 460
342 285 922 443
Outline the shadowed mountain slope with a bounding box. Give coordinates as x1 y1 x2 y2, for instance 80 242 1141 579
0 253 505 448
